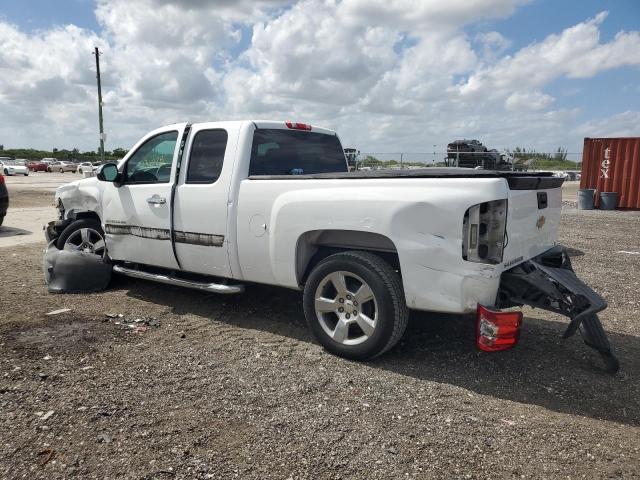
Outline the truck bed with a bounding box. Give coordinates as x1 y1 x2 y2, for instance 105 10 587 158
248 168 564 190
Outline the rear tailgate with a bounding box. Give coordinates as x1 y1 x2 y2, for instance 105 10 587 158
500 177 563 271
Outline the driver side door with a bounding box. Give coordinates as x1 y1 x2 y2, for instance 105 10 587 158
102 126 184 269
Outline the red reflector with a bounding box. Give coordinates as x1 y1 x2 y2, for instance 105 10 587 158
476 304 522 352
285 121 312 131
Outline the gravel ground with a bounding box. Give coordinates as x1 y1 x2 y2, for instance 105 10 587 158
1 192 639 479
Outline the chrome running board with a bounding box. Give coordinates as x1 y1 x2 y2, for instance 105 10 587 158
113 264 244 294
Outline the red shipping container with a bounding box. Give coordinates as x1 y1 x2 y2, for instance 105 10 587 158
580 137 640 209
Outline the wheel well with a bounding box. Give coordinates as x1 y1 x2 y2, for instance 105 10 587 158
296 230 400 286
73 211 101 223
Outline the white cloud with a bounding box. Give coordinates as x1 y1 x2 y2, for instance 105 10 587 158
0 2 638 155
573 111 640 139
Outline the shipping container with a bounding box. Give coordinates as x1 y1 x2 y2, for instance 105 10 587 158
580 137 640 209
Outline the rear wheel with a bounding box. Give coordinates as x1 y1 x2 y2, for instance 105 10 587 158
56 218 106 258
3 169 7 175
303 251 408 360
59 168 64 173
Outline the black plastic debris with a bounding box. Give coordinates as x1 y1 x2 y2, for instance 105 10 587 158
43 241 112 293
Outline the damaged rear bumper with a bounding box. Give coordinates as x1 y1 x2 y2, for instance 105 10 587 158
495 245 619 373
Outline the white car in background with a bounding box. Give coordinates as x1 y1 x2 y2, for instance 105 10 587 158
0 158 29 176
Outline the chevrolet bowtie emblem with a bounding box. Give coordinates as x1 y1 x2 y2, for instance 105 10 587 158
536 215 546 229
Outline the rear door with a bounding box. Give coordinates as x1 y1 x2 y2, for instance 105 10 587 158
102 126 184 269
172 122 240 277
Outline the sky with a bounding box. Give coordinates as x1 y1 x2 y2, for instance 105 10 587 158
0 0 638 160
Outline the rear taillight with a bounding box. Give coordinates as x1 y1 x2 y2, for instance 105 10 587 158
285 121 312 131
0 174 4 184
462 199 507 264
476 304 522 352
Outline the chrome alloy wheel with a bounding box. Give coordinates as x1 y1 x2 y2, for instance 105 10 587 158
314 271 378 345
63 227 106 258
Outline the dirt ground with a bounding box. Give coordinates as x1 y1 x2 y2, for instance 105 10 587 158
0 183 639 479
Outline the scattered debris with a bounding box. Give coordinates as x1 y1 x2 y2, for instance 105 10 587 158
386 446 398 455
37 372 48 381
37 448 55 466
41 410 55 421
178 331 186 339
617 251 640 255
80 366 94 371
46 308 71 316
42 355 51 361
97 433 113 444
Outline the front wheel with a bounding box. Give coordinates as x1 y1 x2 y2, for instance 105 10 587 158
3 169 8 175
59 168 64 173
56 218 107 258
303 251 408 360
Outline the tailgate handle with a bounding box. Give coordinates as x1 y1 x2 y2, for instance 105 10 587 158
537 192 548 209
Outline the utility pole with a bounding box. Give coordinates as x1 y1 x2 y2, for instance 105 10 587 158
93 47 105 163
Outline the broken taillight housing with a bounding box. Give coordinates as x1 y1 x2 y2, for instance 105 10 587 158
462 199 507 264
476 304 522 352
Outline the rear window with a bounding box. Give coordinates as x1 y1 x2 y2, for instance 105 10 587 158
249 129 347 176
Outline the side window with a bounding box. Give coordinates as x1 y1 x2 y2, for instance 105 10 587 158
186 129 228 184
125 131 178 184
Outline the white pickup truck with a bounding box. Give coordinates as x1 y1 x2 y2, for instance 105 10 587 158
46 120 618 371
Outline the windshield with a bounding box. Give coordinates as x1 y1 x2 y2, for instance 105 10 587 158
249 129 347 176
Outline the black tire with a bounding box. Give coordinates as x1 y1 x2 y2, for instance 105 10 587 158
0 215 4 227
303 250 408 360
3 169 7 175
59 168 64 173
24 173 28 176
55 218 105 254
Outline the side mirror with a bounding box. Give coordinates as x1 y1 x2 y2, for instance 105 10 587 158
96 163 120 183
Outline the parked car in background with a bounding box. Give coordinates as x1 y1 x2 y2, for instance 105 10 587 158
77 162 103 174
47 161 77 173
77 162 94 174
0 158 29 176
0 172 8 226
27 160 50 172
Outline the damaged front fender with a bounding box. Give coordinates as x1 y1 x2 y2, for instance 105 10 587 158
55 177 104 222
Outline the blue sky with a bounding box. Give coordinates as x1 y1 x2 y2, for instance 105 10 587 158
0 0 638 154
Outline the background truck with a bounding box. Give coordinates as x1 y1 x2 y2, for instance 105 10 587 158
46 120 618 371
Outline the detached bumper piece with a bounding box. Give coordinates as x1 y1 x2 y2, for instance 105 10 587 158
43 240 112 294
497 245 619 373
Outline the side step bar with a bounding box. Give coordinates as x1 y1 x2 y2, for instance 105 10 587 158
113 264 244 294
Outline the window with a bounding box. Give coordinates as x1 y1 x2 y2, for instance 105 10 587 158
186 129 228 184
249 129 347 176
125 131 178 184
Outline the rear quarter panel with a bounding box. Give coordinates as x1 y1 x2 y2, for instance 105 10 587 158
236 177 510 313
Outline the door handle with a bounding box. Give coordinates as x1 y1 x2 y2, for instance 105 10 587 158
146 194 166 205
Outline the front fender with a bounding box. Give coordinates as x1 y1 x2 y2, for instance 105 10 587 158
55 177 105 221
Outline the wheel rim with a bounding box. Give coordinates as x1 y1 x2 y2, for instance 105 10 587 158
63 227 106 258
314 271 378 346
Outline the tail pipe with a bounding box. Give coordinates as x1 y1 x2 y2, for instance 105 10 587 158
493 245 619 373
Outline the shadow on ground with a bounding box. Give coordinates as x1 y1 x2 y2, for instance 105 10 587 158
119 276 639 427
0 226 32 238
